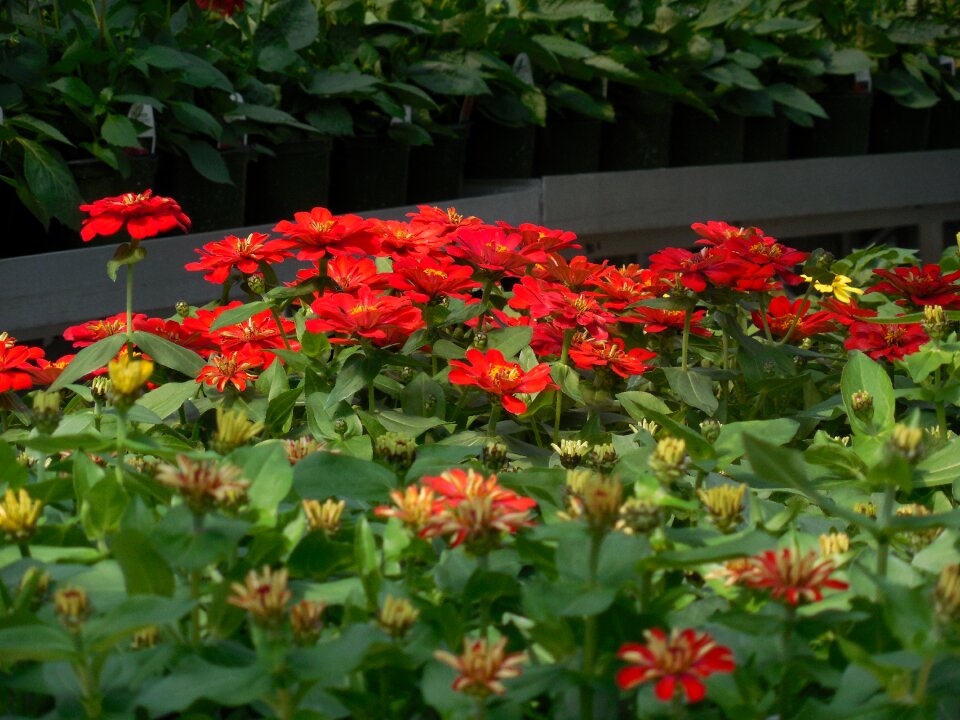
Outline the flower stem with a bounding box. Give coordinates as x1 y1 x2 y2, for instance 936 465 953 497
758 293 773 342
125 263 135 353
269 306 294 353
935 366 947 442
553 330 573 444
115 411 127 487
580 532 604 720
778 285 813 346
487 402 500 438
190 513 205 647
876 482 896 579
681 306 692 372
779 603 797 720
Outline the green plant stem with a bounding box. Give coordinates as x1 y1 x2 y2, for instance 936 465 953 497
529 418 544 448
681 307 692 372
73 634 102 719
114 411 127 486
35 452 46 486
935 366 947 442
476 553 491 638
269 306 294 352
877 483 896 579
191 513 205 647
779 603 797 720
368 382 376 413
125 264 135 353
758 293 773 342
638 569 651 613
17 542 30 559
487 402 500 438
914 656 934 704
553 330 573 444
580 532 604 720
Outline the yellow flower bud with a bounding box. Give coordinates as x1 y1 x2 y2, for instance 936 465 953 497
0 488 43 541
303 498 346 537
378 595 420 638
697 484 746 533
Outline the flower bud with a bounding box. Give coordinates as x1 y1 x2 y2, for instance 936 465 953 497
18 567 49 610
378 595 420 638
616 497 662 535
819 532 850 557
895 504 941 551
482 438 509 472
228 566 291 628
922 304 949 340
291 599 326 646
31 390 62 434
54 586 90 631
131 626 159 650
697 483 746 533
850 390 873 422
333 418 348 437
578 474 624 532
854 501 877 518
373 432 417 473
890 424 924 461
175 300 190 318
649 436 689 485
107 353 154 410
587 442 619 475
699 419 721 444
550 438 590 469
283 436 324 464
211 406 263 455
91 376 111 404
246 273 266 295
935 565 960 625
472 331 487 350
399 366 416 383
303 498 346 537
0 488 43 542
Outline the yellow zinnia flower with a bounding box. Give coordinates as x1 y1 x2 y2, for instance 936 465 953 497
801 274 864 304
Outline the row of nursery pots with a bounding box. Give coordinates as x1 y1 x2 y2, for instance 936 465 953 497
6 93 958 256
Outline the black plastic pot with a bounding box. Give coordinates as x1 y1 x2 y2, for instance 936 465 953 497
929 99 960 149
406 124 470 204
790 93 873 159
464 116 536 179
743 115 791 163
156 147 251 234
329 135 409 212
600 105 671 171
536 115 602 175
870 94 931 154
245 138 332 225
669 107 744 167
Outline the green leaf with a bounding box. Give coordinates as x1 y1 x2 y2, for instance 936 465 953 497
288 532 354 578
81 476 128 540
545 82 614 121
407 60 490 96
376 410 451 437
170 101 222 141
649 529 772 567
257 0 319 51
101 114 141 148
354 516 378 577
139 46 232 91
85 596 193 653
617 390 714 458
694 0 752 29
111 528 176 596
106 242 146 281
486 326 533 359
136 657 272 714
531 34 594 60
400 373 447 419
841 351 895 436
210 301 271 331
308 69 380 96
50 76 95 105
551 363 582 403
265 387 301 433
826 48 871 75
662 367 718 415
916 440 960 488
50 334 127 391
714 418 799 467
139 380 198 420
0 439 28 489
767 83 828 118
753 18 820 34
17 138 83 227
0 624 77 662
8 114 73 145
180 140 232 184
294 452 396 503
522 0 614 21
229 443 293 522
131 330 205 376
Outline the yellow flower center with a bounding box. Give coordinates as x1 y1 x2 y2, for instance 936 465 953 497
310 220 336 233
487 364 521 386
423 268 448 278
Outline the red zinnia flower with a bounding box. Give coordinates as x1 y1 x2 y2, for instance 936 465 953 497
63 312 148 348
369 219 446 257
195 346 264 392
386 255 481 304
138 317 212 354
568 337 657 378
632 307 712 337
185 232 294 284
691 221 759 244
820 297 877 327
447 226 547 278
447 348 555 414
306 289 423 347
498 221 582 254
407 205 485 236
196 0 244 15
434 637 527 698
314 255 389 293
212 309 297 360
845 321 928 362
866 264 960 309
647 247 731 293
589 266 664 310
751 295 837 340
273 207 378 261
27 354 76 386
420 468 537 549
738 548 848 605
616 628 735 703
79 189 191 242
0 343 44 392
529 255 605 291
508 276 616 339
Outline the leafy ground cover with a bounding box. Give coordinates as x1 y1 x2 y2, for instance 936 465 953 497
0 193 959 719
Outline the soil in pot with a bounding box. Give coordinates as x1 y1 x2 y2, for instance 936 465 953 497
743 115 791 163
929 99 960 149
245 138 332 225
536 114 602 175
406 124 469 204
156 147 251 234
790 92 873 158
464 115 536 179
870 94 931 153
329 135 409 213
669 106 745 167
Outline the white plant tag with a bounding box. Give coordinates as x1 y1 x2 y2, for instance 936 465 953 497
513 52 534 86
390 104 414 126
128 103 156 153
854 69 872 93
227 92 248 147
601 78 609 99
939 56 956 75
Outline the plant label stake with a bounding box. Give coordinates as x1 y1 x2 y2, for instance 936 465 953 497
513 53 534 87
128 104 157 154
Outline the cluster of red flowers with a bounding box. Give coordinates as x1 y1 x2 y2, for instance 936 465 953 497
375 468 537 552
